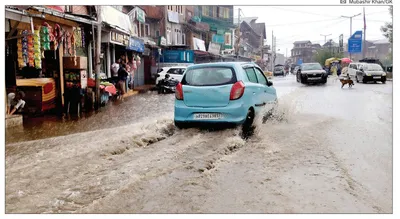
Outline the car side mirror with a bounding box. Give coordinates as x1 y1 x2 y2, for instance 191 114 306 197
360 68 364 72
297 69 301 74
165 73 170 78
267 81 273 87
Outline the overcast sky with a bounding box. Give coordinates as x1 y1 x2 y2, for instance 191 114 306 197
234 6 392 56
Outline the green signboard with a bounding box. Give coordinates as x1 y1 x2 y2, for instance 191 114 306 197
136 7 145 23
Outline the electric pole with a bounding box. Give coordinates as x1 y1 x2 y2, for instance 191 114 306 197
363 7 366 59
95 6 102 109
320 33 332 43
341 13 361 59
270 30 273 71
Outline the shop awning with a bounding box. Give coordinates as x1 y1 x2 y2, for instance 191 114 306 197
100 6 133 34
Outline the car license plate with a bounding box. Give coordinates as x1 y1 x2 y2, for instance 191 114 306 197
194 113 223 120
308 77 319 80
373 76 381 79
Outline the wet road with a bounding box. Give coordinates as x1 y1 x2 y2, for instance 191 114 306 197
5 75 392 213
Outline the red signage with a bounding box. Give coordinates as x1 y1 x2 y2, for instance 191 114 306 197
45 6 65 13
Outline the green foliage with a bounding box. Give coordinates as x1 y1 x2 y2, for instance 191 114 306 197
380 6 393 44
313 48 344 66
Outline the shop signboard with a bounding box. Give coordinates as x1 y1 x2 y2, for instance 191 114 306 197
136 7 146 23
193 37 206 51
162 50 194 63
127 37 145 53
158 36 167 46
168 11 180 24
111 32 129 46
208 42 221 55
212 34 225 44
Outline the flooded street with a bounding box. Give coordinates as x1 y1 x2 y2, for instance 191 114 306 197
5 75 392 213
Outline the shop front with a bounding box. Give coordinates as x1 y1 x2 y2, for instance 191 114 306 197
5 7 93 116
126 36 145 87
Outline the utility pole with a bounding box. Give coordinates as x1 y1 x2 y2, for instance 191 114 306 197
95 6 102 109
341 13 361 59
320 33 332 43
363 7 366 59
270 30 273 71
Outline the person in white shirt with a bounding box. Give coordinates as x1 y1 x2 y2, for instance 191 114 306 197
111 59 121 79
7 91 26 115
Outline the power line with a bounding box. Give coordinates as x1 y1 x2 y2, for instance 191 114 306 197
265 17 342 27
269 6 340 18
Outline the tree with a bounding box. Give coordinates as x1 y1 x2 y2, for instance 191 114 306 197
380 6 393 44
313 48 344 67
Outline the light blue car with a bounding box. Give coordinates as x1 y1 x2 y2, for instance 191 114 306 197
174 62 277 129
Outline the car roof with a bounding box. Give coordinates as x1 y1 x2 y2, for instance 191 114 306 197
187 62 257 69
164 66 187 69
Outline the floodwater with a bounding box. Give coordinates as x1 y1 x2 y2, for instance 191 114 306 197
5 75 392 213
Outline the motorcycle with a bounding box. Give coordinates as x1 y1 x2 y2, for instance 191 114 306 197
157 74 179 94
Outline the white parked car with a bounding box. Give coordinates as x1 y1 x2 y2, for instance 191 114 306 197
155 66 187 86
348 62 367 78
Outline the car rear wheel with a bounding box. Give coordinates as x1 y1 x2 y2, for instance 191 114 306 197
174 121 187 129
243 109 255 130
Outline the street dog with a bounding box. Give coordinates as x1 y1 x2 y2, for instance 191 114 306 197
340 78 354 88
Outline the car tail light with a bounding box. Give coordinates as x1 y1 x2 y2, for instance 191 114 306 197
176 82 184 100
230 81 245 100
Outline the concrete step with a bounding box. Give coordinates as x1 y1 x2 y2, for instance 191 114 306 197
6 114 23 128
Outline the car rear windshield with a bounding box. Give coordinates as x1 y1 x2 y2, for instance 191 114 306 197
302 63 322 71
181 67 236 86
274 66 283 70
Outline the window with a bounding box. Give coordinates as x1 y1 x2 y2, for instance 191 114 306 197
225 32 232 46
168 6 172 11
301 63 323 71
223 8 229 19
140 23 150 37
202 6 209 16
254 68 267 85
133 24 138 36
155 30 160 37
212 6 217 17
182 67 235 86
167 68 186 75
245 68 258 83
182 33 186 45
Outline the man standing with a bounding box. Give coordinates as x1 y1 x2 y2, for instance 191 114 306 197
7 91 26 115
118 64 129 101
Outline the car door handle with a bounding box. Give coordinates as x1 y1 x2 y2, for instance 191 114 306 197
253 92 256 95
264 90 267 93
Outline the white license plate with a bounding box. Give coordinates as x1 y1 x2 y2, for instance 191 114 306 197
308 77 320 80
194 113 223 120
373 76 381 79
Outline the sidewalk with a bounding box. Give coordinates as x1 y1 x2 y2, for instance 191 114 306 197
123 84 156 98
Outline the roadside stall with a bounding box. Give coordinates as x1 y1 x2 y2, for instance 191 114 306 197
5 7 91 116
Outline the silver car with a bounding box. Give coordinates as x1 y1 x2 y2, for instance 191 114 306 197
296 63 328 84
356 63 387 84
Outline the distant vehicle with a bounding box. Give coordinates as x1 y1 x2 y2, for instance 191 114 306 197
296 63 328 84
273 65 285 77
348 62 368 78
155 66 187 86
355 63 387 84
157 74 179 94
174 62 277 129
